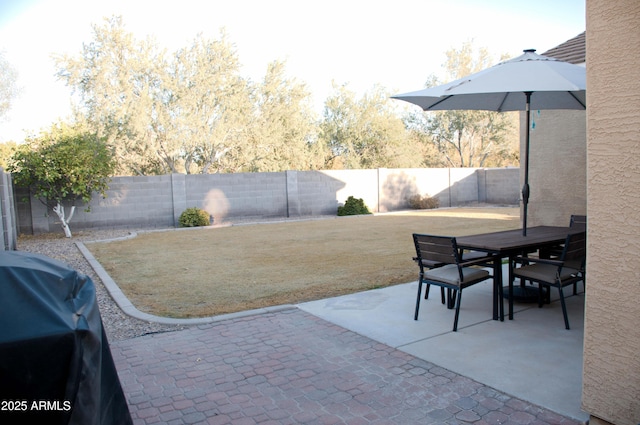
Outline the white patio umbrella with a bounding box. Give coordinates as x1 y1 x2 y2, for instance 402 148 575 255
392 49 586 236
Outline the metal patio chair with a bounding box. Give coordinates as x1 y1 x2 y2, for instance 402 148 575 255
512 231 586 329
541 214 587 294
412 234 495 331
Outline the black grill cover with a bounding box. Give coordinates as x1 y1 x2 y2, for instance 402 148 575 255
0 251 132 425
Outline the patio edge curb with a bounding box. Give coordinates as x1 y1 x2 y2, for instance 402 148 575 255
75 241 297 325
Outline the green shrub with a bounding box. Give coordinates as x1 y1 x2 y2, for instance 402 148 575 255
337 196 372 216
179 207 210 227
407 194 440 210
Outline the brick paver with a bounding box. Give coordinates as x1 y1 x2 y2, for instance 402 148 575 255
111 309 582 425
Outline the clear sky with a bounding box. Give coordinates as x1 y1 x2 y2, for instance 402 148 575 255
0 0 585 143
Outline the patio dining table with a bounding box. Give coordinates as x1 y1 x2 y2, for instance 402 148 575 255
457 226 580 321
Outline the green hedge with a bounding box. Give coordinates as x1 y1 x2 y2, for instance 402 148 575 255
337 196 372 216
179 207 210 227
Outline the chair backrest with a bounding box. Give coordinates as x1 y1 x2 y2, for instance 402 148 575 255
412 234 461 268
569 215 587 230
561 231 586 270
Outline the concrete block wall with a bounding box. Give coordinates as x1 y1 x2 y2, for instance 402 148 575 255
13 186 32 236
378 168 450 211
10 167 519 235
185 172 288 223
449 168 481 206
40 175 176 231
289 171 348 216
0 169 17 250
481 168 521 204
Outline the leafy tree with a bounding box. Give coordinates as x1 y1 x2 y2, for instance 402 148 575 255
0 51 21 123
171 32 252 174
53 18 519 175
402 111 449 168
243 61 321 172
320 83 423 169
8 122 116 237
55 17 257 175
407 42 519 168
55 16 169 175
0 141 18 170
426 108 516 167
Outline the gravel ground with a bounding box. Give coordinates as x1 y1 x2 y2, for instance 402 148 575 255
16 228 189 342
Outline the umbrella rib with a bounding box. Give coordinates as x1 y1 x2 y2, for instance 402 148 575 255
496 93 510 113
569 91 586 109
426 95 454 110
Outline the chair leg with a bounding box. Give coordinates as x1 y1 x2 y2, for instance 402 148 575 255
452 289 463 332
538 281 544 308
498 282 504 321
575 273 586 295
425 285 446 304
414 279 423 320
508 274 514 320
447 289 457 309
558 287 570 330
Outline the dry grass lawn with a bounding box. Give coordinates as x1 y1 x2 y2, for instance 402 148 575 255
87 207 520 318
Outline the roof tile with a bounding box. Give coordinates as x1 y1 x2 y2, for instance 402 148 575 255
542 32 586 64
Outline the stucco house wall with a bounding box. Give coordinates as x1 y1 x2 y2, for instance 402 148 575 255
582 1 640 424
520 109 586 227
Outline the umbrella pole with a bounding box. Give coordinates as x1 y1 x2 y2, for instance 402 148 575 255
522 92 532 236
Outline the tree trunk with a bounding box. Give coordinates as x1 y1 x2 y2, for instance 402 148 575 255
52 203 75 238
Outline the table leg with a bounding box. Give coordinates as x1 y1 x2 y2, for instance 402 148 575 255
493 257 503 321
508 255 514 320
499 260 504 321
